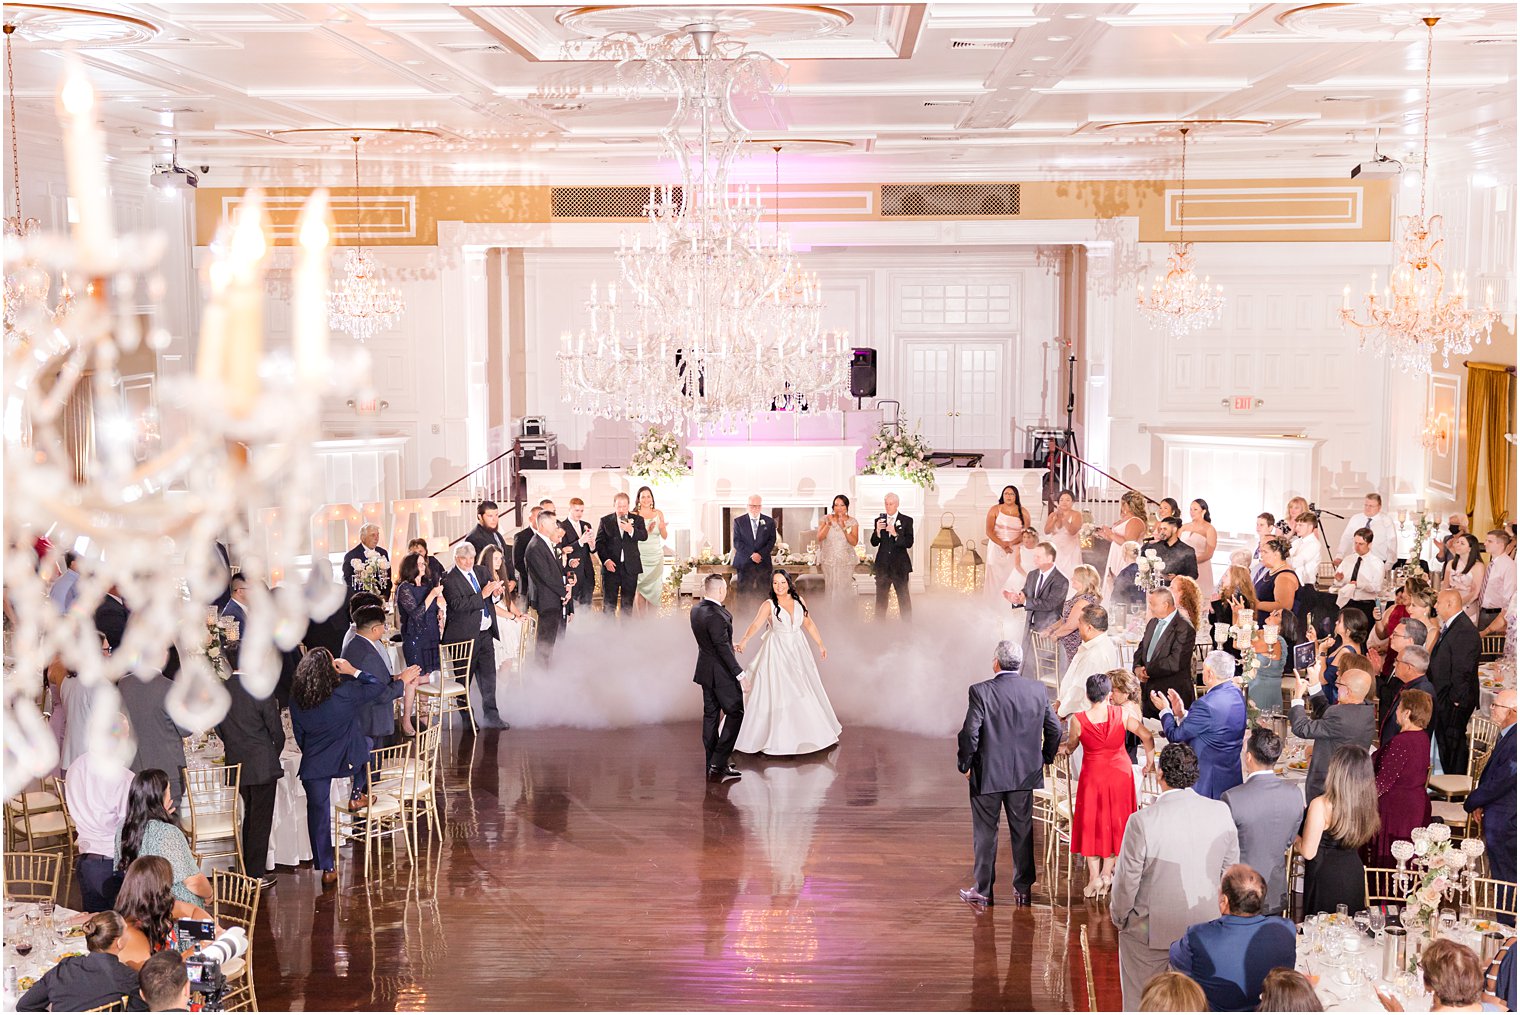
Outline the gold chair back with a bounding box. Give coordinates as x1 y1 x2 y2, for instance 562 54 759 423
1470 877 1520 925
84 997 130 1012
211 868 263 1012
3 850 61 903
1364 866 1405 909
181 763 243 871
1079 923 1098 1013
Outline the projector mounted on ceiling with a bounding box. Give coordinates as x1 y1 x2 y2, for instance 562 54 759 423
151 139 199 191
1350 129 1402 180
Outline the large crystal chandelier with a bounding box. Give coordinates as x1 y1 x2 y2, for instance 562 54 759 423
558 23 849 433
2 23 71 337
4 59 362 797
1340 17 1496 372
1137 127 1225 338
328 135 404 342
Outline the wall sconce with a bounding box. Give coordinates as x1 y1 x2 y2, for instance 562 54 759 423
1420 411 1449 455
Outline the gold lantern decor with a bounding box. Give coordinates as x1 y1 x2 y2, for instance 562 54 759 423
930 513 962 588
959 538 985 593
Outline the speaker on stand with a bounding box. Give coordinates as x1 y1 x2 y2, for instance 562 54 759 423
850 348 877 404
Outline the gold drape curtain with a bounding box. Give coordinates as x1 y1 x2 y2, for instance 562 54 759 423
1463 363 1515 528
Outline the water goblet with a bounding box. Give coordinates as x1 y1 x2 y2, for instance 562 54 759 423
1369 909 1386 937
1439 910 1458 937
1324 931 1345 963
1354 910 1371 936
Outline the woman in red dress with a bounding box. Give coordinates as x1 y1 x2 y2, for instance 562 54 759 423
1370 688 1434 868
1059 671 1156 898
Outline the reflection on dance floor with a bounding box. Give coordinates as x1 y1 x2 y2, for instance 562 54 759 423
255 722 1121 1011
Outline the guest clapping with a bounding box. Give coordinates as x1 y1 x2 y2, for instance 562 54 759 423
1152 650 1246 800
1060 672 1154 898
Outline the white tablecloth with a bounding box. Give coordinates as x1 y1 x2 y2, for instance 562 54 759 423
2 902 85 1010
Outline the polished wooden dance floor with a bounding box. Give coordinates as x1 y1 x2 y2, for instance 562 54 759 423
254 722 1125 1011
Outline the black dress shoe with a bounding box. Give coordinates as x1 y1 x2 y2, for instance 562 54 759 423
256 874 277 890
706 765 741 782
1011 890 1032 906
959 888 992 908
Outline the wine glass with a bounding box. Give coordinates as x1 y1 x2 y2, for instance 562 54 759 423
1354 909 1371 936
1369 909 1386 938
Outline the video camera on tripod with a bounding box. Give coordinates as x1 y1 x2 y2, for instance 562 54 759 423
177 919 248 1011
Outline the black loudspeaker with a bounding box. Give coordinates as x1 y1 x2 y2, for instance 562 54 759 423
849 348 877 398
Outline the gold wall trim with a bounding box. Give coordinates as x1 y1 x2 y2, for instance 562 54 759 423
196 178 1393 246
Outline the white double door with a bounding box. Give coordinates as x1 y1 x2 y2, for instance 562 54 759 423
900 340 1007 455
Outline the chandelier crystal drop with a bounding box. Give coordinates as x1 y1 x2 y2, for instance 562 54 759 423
1137 127 1225 338
1339 18 1496 372
558 24 849 434
4 58 364 798
328 136 405 341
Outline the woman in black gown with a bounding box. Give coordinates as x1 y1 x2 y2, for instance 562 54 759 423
1295 745 1380 917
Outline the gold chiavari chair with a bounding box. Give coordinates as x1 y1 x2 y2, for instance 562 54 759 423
334 744 414 878
1285 845 1305 923
84 997 130 1012
1364 867 1406 910
1429 720 1501 801
211 868 263 1012
1470 878 1520 926
181 763 243 873
1480 633 1507 660
416 640 475 733
1079 924 1098 1013
3 850 61 903
516 612 539 670
1029 631 1060 689
5 776 72 853
1045 753 1076 895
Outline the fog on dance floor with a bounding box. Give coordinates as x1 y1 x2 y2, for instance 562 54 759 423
497 595 1026 738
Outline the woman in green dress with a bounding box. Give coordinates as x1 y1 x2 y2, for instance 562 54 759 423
634 485 667 613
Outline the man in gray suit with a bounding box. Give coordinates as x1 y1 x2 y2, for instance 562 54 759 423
1111 743 1239 1011
957 639 1062 908
1221 729 1305 916
1005 542 1069 663
117 667 192 806
1288 658 1376 803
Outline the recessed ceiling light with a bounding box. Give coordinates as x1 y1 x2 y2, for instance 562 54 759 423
1016 71 1035 78
404 59 424 66
1063 12 1087 19
1047 35 1072 42
1031 55 1053 62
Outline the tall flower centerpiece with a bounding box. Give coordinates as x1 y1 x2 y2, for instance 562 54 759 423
1135 549 1167 593
1391 824 1486 945
352 549 391 598
862 424 935 489
628 425 692 483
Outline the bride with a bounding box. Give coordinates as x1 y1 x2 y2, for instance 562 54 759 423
733 570 842 757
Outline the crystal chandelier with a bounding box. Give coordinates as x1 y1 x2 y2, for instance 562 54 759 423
559 23 849 434
1339 17 1496 373
2 23 71 338
4 59 362 797
328 135 404 341
1137 127 1225 337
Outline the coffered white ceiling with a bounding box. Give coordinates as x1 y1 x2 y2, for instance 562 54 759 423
5 2 1515 187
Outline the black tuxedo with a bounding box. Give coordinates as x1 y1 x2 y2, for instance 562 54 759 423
868 512 915 618
342 543 391 601
559 517 596 606
1429 612 1481 772
1134 611 1198 717
691 598 745 772
731 513 777 601
524 534 568 664
441 564 502 724
596 512 647 614
93 595 129 651
512 527 535 599
957 667 1061 900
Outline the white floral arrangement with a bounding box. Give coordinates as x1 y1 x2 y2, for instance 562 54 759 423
1078 521 1097 549
1135 549 1166 593
353 548 390 596
628 425 692 483
202 607 239 680
862 423 935 489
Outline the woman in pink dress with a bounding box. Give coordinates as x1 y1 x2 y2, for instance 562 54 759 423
1097 491 1149 601
1044 489 1084 581
1179 498 1218 602
1059 672 1155 898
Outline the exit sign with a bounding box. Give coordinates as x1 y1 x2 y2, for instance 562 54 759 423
1228 395 1260 414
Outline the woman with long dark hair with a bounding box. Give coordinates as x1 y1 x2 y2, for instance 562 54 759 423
1044 488 1083 580
114 770 210 907
1179 498 1218 602
984 485 1029 604
732 570 840 756
1442 532 1487 621
290 647 417 886
1317 607 1370 707
1295 745 1380 917
113 855 215 969
816 493 860 607
394 551 442 736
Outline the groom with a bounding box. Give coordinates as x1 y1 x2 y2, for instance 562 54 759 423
691 574 746 782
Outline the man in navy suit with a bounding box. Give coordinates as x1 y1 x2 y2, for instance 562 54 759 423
219 575 249 640
1169 864 1297 1012
731 494 776 606
342 605 419 750
1466 687 1516 903
957 639 1061 908
1154 650 1246 800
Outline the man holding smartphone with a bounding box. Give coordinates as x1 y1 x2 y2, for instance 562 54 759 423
869 492 915 619
443 542 509 729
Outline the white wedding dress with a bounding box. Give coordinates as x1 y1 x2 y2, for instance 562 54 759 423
734 602 842 757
